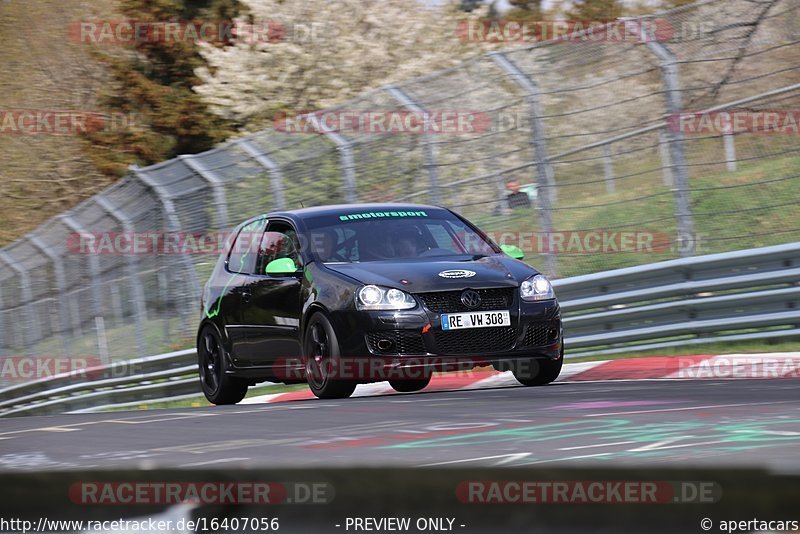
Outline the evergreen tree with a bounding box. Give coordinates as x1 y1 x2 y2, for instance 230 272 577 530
83 0 239 176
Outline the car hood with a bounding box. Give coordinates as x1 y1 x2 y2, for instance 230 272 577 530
323 255 538 292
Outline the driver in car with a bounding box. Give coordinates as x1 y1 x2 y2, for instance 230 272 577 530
314 229 345 262
392 228 423 258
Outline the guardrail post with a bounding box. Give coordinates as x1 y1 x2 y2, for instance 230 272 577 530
602 145 615 193
384 85 442 205
94 196 147 360
0 251 38 353
130 165 201 333
636 23 695 256
237 139 286 210
488 52 557 277
27 234 71 357
179 154 230 229
306 115 359 204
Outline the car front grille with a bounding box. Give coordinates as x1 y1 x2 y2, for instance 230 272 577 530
416 288 514 314
366 330 427 355
433 326 517 355
523 322 560 347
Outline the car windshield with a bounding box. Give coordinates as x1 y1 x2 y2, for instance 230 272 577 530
303 209 500 263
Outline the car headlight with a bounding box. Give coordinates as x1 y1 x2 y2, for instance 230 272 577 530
520 274 554 301
356 285 417 310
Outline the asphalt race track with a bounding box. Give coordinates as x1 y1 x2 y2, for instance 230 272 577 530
1 378 798 472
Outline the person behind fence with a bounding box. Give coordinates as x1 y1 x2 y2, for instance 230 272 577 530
506 179 531 209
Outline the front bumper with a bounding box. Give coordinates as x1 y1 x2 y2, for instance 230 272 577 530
334 296 562 366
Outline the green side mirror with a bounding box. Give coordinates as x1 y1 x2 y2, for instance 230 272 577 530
500 244 525 260
265 257 298 275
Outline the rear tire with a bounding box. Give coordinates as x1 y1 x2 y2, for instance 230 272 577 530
389 374 431 393
198 326 249 404
303 313 357 399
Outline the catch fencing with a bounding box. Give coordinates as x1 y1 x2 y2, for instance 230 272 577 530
0 0 799 372
1 241 797 417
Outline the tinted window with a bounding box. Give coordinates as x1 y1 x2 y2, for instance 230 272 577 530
304 209 500 263
226 218 266 274
257 231 300 274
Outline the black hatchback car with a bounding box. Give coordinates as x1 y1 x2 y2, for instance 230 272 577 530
197 204 563 402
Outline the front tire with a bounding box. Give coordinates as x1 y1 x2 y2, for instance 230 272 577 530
389 374 431 393
198 326 249 405
511 346 563 386
303 313 357 399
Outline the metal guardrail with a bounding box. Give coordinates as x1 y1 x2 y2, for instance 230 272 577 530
1 243 798 417
0 349 197 417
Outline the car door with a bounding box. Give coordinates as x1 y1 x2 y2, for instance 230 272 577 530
238 220 304 367
221 218 266 367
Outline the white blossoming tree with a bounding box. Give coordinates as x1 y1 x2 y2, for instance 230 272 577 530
194 0 491 129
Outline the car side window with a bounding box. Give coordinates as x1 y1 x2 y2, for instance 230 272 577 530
226 218 266 274
258 221 302 274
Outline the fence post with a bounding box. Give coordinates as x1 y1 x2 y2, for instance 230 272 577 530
59 215 102 339
94 195 148 359
384 85 442 205
488 51 557 277
179 154 230 229
0 251 38 354
602 145 616 193
0 285 4 350
638 24 695 256
130 165 201 334
0 250 39 353
237 139 286 210
27 234 71 357
658 128 674 186
723 130 737 172
307 115 359 204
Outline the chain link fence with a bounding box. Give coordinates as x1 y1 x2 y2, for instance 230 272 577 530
0 0 798 372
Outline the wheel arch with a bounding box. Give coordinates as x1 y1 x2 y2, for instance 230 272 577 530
196 319 235 368
300 302 334 344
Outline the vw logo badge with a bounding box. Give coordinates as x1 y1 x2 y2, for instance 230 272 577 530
438 269 477 279
460 289 482 309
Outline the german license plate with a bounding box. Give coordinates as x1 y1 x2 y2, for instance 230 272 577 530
441 310 511 330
